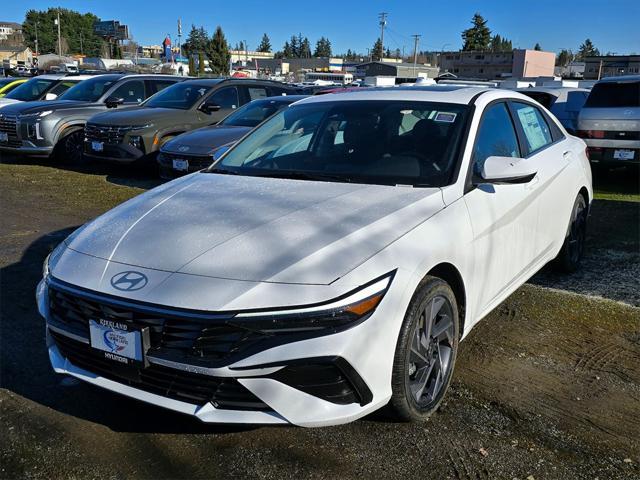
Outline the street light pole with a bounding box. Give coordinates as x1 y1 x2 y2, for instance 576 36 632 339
56 10 62 60
412 34 421 77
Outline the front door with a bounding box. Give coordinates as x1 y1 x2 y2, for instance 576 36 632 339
464 102 542 318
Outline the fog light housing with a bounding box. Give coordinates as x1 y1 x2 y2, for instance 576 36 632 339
129 135 144 151
27 123 38 139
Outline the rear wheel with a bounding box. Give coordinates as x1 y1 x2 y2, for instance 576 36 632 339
554 193 587 273
389 277 459 422
55 129 84 164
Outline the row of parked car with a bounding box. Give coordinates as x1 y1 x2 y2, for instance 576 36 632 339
0 72 638 176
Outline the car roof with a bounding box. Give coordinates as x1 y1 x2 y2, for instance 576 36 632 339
262 95 308 103
295 85 493 105
596 75 640 83
182 78 225 87
120 73 185 80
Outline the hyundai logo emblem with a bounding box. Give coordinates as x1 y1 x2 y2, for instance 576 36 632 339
178 145 190 152
110 271 148 291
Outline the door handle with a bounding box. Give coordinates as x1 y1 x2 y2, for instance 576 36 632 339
563 151 572 161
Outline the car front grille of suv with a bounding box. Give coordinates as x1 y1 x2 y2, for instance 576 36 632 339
84 123 128 144
0 114 21 147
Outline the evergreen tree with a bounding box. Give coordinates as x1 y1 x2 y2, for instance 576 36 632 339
576 38 599 60
198 51 205 75
490 34 502 52
206 26 230 75
23 8 106 57
372 38 383 61
534 43 542 51
314 37 332 57
394 48 401 59
289 35 299 57
300 37 312 58
461 13 491 51
257 33 271 53
183 25 209 57
556 49 574 67
188 55 196 76
385 47 391 58
282 40 293 58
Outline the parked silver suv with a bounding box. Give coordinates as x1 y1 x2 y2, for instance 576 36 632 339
576 75 640 166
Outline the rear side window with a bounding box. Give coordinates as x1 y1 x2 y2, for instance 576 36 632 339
247 87 268 100
209 87 238 109
147 80 177 96
473 102 521 174
512 102 553 154
585 82 640 108
111 80 145 103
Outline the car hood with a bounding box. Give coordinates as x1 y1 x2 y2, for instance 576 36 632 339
89 106 175 126
0 97 21 108
162 125 251 155
65 173 445 285
0 99 94 115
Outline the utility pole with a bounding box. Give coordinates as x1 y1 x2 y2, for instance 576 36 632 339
34 21 39 59
412 34 421 77
55 10 62 60
79 32 83 55
378 12 387 59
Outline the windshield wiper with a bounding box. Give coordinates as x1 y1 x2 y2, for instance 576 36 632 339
252 171 354 184
208 167 239 175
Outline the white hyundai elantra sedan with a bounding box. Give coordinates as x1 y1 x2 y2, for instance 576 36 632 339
37 86 592 427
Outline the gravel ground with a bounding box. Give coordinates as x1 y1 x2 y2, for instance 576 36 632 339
1 160 639 479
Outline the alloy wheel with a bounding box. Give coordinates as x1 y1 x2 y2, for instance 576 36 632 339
407 295 455 406
568 197 587 264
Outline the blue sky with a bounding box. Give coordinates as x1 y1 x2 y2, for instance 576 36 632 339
5 0 640 55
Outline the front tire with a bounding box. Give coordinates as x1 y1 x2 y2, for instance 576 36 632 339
55 129 84 164
389 276 459 422
554 193 587 273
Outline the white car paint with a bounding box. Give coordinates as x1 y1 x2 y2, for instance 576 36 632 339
37 86 592 427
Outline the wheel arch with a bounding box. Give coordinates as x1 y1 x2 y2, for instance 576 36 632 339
423 262 467 336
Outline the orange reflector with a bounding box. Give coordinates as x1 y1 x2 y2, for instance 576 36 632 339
153 135 159 145
345 294 383 316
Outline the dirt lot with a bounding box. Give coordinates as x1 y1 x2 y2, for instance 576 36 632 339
1 160 639 480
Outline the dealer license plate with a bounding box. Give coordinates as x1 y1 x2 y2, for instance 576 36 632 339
0 132 8 142
613 149 635 160
91 141 104 152
173 158 189 171
89 319 143 364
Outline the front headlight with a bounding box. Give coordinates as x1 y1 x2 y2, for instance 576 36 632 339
231 271 395 333
42 240 66 278
128 135 144 150
21 110 53 119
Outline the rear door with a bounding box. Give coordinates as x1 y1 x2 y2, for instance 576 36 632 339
509 100 575 256
463 101 541 316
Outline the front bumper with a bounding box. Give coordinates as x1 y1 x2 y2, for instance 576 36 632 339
157 151 214 179
0 143 53 156
38 276 392 427
84 140 146 164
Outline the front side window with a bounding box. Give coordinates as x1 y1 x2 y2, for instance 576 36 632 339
5 78 56 101
110 80 145 103
144 82 215 109
512 102 553 154
59 76 118 102
212 100 468 187
473 103 520 175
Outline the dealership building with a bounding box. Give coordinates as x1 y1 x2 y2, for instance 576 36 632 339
438 49 555 80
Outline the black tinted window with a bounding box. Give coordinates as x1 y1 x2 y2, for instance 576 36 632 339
585 82 640 108
473 103 520 174
110 80 145 103
148 80 177 95
209 87 239 109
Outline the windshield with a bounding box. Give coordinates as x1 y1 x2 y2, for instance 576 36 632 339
144 83 212 109
585 82 640 108
221 99 290 127
59 76 118 102
211 100 468 187
5 78 57 101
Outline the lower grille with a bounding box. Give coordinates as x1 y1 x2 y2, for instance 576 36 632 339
50 330 270 410
0 114 21 147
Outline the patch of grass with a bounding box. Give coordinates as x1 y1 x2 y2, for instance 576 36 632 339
593 167 640 202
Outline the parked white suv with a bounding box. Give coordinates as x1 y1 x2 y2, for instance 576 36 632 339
576 75 640 167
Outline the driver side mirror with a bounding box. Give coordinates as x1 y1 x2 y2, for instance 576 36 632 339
105 96 124 108
44 92 58 100
480 156 537 184
200 102 221 114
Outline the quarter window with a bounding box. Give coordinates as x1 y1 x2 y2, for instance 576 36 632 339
511 102 553 154
472 103 521 175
